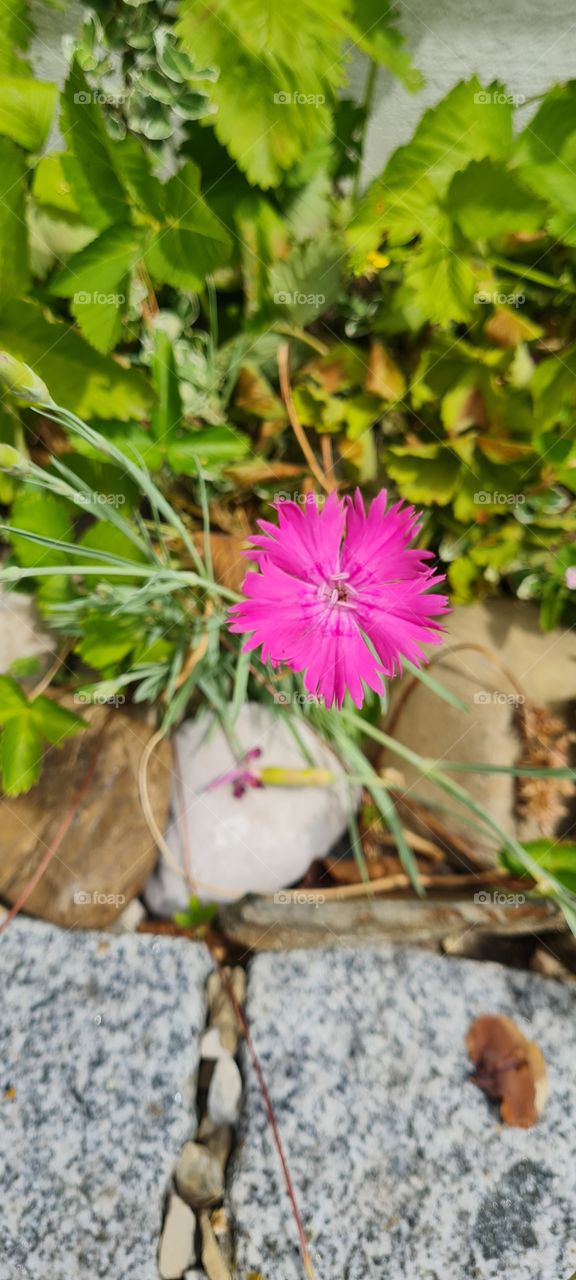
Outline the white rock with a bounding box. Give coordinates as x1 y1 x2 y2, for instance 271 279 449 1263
105 898 146 934
207 1057 242 1127
201 1027 231 1061
144 702 358 912
0 586 53 674
158 1194 196 1280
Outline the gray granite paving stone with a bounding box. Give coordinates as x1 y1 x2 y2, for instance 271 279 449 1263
230 945 576 1280
0 918 212 1280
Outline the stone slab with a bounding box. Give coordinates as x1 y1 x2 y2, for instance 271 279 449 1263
0 919 212 1280
230 945 576 1280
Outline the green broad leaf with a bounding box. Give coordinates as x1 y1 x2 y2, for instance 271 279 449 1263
270 239 343 324
0 714 43 796
61 62 128 230
143 162 231 290
33 154 82 215
532 348 576 427
385 444 461 505
0 139 30 303
9 491 73 570
404 229 476 324
499 838 576 894
167 426 249 474
28 204 97 282
0 76 57 150
177 0 340 188
0 675 29 723
151 329 183 440
78 522 148 583
0 0 32 76
105 134 166 222
73 615 143 668
514 83 576 236
450 158 546 240
50 224 146 354
30 696 86 744
9 656 42 679
0 301 153 420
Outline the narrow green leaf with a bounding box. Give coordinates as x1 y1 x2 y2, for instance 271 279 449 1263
1 714 43 796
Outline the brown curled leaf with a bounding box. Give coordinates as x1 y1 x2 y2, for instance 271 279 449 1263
466 1014 548 1128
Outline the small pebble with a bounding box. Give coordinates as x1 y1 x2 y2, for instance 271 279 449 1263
175 1142 224 1209
207 1057 242 1126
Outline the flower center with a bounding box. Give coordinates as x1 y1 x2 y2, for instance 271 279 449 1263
318 570 357 609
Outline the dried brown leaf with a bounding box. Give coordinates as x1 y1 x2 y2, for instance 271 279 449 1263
466 1013 548 1127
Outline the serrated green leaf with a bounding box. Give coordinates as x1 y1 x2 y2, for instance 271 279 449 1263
143 161 231 290
0 675 29 723
33 154 82 214
0 301 153 420
385 444 461 505
0 714 43 796
0 76 57 149
404 229 476 324
0 0 32 76
30 696 86 744
61 62 128 230
50 224 146 353
270 239 342 324
343 0 423 91
0 139 30 303
9 491 73 569
177 0 341 188
450 158 546 240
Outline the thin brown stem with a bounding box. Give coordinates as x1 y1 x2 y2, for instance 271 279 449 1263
277 342 334 495
217 965 315 1280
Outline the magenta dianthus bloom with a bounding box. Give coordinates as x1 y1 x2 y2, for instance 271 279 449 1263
228 490 449 709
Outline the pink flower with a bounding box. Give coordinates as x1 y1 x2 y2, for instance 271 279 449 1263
565 567 576 590
228 490 449 709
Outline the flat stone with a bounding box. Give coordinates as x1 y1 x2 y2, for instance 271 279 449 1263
159 1195 197 1280
144 703 359 912
0 919 212 1280
0 704 172 928
230 945 576 1280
